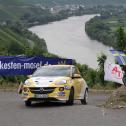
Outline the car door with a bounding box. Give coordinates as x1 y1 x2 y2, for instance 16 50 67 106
72 67 84 99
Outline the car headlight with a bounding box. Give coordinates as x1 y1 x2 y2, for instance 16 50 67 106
24 80 29 85
56 80 67 85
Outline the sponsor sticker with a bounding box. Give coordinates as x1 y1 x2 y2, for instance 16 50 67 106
58 92 65 96
64 86 71 90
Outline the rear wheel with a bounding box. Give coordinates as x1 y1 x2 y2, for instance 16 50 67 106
25 100 32 106
81 89 88 105
122 75 126 86
66 88 74 105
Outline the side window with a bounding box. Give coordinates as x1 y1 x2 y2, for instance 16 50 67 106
72 67 79 75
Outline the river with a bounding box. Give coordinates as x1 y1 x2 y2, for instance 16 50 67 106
29 15 113 69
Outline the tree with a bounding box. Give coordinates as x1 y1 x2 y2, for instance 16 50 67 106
8 42 24 55
24 45 33 56
86 69 97 87
32 45 45 56
115 27 126 51
115 27 126 86
97 53 107 86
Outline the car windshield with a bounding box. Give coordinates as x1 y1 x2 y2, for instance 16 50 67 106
32 66 71 77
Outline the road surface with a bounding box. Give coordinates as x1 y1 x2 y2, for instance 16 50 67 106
0 91 126 126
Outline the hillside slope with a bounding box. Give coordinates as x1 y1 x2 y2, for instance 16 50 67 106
23 0 126 6
1 0 126 23
0 0 51 22
0 24 47 55
85 9 126 47
0 0 24 5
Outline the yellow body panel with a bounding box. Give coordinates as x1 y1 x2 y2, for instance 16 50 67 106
21 79 71 101
19 65 88 102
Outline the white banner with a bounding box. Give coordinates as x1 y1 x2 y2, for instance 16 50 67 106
104 61 124 84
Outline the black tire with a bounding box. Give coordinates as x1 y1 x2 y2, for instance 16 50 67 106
66 88 74 105
25 100 32 106
81 89 88 105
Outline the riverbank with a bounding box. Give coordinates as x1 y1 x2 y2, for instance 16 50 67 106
85 8 126 47
0 15 113 90
29 15 111 69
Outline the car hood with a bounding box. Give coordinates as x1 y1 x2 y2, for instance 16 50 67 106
25 76 70 87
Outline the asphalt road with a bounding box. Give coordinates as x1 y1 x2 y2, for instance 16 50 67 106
0 91 126 126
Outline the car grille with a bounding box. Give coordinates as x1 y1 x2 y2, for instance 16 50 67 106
29 87 56 94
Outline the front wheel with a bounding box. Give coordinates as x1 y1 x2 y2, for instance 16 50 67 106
25 100 32 107
66 88 74 105
81 89 88 105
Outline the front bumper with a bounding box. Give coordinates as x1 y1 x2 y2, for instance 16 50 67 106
21 86 71 101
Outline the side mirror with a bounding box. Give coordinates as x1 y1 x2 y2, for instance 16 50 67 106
72 74 81 79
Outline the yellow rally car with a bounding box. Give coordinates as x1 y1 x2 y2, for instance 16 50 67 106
19 65 88 106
